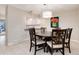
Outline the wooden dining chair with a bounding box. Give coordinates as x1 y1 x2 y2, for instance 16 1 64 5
29 28 45 55
47 29 66 55
65 28 73 53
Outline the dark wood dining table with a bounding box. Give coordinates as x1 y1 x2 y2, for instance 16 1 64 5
36 31 52 37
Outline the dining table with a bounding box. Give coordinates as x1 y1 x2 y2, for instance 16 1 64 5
36 31 52 37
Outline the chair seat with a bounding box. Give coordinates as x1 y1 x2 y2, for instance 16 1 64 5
32 40 45 45
65 39 68 43
47 41 62 48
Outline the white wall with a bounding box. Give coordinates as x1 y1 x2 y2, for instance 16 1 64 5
43 9 79 42
53 10 79 42
7 5 27 45
0 5 6 19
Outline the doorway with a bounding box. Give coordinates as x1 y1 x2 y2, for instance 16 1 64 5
0 20 6 47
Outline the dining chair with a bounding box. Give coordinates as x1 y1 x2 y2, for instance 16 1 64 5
47 29 66 55
65 28 73 53
29 28 45 55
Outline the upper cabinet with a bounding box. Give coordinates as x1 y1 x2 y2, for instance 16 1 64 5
0 5 6 19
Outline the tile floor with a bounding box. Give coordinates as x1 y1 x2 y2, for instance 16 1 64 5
0 40 79 55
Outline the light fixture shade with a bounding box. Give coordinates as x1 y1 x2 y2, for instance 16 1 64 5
42 11 52 18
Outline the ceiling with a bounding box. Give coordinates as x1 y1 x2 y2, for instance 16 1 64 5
11 4 79 16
